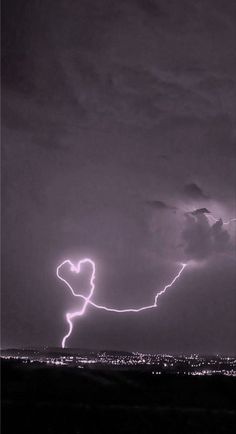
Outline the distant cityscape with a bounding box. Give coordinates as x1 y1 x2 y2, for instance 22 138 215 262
1 348 236 376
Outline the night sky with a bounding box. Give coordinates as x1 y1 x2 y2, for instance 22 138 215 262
2 0 236 354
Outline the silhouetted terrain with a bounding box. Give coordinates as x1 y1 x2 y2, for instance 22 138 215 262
2 359 236 434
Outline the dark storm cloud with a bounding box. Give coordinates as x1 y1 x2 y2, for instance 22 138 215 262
182 214 230 260
2 0 236 353
190 208 211 216
183 183 209 200
135 0 161 17
146 200 176 211
3 0 236 133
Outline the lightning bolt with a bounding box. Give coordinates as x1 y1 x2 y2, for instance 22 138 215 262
57 260 187 348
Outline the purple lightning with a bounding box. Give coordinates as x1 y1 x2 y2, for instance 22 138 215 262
57 259 187 348
57 258 96 348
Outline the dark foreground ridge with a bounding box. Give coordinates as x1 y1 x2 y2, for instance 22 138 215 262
2 357 236 434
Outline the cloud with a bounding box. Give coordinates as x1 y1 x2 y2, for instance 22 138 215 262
183 183 209 200
136 0 161 18
181 213 230 260
4 0 236 135
146 200 176 211
190 207 211 216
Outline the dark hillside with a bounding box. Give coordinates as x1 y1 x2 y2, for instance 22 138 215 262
2 359 236 434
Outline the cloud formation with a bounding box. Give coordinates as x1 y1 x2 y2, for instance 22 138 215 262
182 213 230 260
190 207 211 216
183 183 209 200
2 0 236 353
146 200 176 211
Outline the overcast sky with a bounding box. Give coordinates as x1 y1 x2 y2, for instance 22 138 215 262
2 0 236 354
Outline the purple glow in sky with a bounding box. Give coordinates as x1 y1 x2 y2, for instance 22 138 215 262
2 0 236 354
